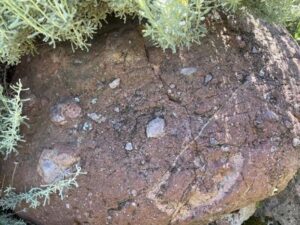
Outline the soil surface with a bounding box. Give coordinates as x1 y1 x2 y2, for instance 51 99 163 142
0 15 299 225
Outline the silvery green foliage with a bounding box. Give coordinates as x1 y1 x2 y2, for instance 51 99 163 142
0 0 299 64
0 215 26 225
137 0 210 52
0 0 109 65
0 80 27 159
105 0 139 19
0 165 85 210
219 0 242 11
243 0 300 25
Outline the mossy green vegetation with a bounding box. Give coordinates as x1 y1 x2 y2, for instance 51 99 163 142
0 0 299 65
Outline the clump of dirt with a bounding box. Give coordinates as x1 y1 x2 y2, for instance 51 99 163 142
0 15 299 225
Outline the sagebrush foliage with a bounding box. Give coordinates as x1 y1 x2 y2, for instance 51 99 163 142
0 0 299 63
0 166 84 210
0 215 26 225
0 80 27 158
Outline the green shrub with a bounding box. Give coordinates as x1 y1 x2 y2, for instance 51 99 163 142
0 0 299 63
243 0 300 25
0 165 85 210
0 80 27 159
295 22 300 40
0 215 26 225
0 0 109 64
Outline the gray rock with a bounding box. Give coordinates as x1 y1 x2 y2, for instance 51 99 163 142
210 137 219 146
146 117 166 138
292 137 300 148
263 110 279 122
114 107 120 113
74 97 80 103
204 73 213 85
215 203 256 225
40 159 62 183
259 69 265 77
109 78 120 89
125 142 133 151
82 121 93 132
73 59 83 64
180 67 197 76
252 46 259 54
283 119 293 129
170 84 176 89
255 172 300 225
91 98 98 104
37 146 80 183
87 113 106 124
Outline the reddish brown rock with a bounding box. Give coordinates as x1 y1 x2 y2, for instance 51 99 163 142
50 99 82 125
0 16 299 225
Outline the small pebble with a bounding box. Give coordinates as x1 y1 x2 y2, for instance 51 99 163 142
114 107 120 113
271 146 277 153
259 69 265 77
204 73 213 85
91 98 98 104
221 145 230 152
292 137 300 148
125 142 133 151
109 78 120 89
252 46 259 54
73 59 83 64
82 121 93 132
283 119 293 129
87 113 106 124
193 157 206 172
74 97 80 103
180 67 197 76
210 137 219 146
236 36 246 48
170 84 176 89
131 189 137 197
263 110 279 122
146 117 166 138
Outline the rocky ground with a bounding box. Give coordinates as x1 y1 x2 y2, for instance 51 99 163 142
0 15 299 225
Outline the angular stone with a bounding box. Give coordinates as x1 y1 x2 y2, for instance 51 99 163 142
109 78 120 89
204 73 213 85
146 117 166 138
180 67 197 76
293 137 300 148
125 142 133 151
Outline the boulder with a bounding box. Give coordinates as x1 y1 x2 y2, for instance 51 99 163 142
0 16 299 225
255 172 300 225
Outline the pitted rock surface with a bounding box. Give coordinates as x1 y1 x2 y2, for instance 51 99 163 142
0 16 299 225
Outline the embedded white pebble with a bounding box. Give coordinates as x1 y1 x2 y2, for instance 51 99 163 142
109 78 120 89
146 117 166 138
